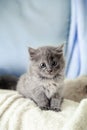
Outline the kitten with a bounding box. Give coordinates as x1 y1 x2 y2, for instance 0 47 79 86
17 44 65 111
63 75 87 102
0 75 18 90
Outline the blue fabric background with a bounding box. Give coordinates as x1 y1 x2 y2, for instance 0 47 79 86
1 0 87 79
66 0 87 78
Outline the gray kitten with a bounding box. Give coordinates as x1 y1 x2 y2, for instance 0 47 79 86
17 44 65 111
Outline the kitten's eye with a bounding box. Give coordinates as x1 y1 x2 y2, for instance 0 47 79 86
52 61 57 66
40 63 46 68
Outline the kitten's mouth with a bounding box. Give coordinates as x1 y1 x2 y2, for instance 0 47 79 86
38 74 53 80
38 72 58 80
38 73 61 80
47 69 52 73
46 70 55 75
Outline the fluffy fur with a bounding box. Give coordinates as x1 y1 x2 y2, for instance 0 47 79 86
63 75 87 102
17 44 65 111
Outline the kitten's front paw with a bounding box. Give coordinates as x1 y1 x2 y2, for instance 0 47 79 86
50 97 62 112
50 107 61 112
40 106 50 110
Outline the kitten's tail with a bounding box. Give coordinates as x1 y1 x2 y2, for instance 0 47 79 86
0 75 19 90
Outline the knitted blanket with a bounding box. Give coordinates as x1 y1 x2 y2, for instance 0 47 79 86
0 89 87 130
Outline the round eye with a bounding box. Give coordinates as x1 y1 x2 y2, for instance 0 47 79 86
52 61 57 66
40 63 46 68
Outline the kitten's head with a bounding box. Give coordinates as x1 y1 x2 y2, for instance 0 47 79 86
28 44 65 79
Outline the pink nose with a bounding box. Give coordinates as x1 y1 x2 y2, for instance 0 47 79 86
47 69 52 73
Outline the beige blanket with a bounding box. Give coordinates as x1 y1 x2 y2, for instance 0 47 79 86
0 89 87 130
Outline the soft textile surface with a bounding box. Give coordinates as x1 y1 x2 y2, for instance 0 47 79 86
0 89 87 130
0 0 70 76
66 0 87 78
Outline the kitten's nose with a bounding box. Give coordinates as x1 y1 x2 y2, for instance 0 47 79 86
47 69 52 73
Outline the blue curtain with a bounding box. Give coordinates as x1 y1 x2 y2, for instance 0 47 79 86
66 0 87 78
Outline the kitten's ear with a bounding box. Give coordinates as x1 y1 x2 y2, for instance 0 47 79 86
56 43 64 54
28 47 37 59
